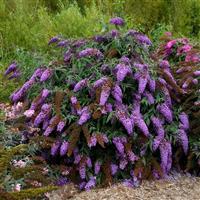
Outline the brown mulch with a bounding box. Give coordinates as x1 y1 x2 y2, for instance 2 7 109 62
46 174 200 200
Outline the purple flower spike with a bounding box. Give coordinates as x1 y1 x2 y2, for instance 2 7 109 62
131 109 149 137
127 151 138 162
79 165 86 179
110 17 124 26
148 78 156 92
113 137 125 154
48 36 59 45
94 161 101 175
57 121 65 132
110 29 120 38
179 112 189 131
110 164 118 175
135 34 152 46
30 68 45 80
111 84 123 103
159 60 170 70
115 63 132 82
88 135 97 148
138 74 148 94
93 35 107 43
151 116 165 151
64 49 72 62
86 157 92 168
120 56 130 65
159 141 169 174
143 91 155 104
57 40 68 47
123 179 135 188
85 177 96 190
60 141 69 156
55 177 69 186
73 79 88 92
78 106 91 125
40 68 53 82
119 158 128 170
34 104 52 127
8 70 21 79
78 48 103 59
30 89 50 111
4 62 17 76
51 141 61 156
157 103 173 123
93 77 108 89
100 85 111 106
193 70 200 76
178 129 188 154
43 126 54 136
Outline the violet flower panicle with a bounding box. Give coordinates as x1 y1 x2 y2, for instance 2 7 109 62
111 83 123 103
179 112 189 131
40 69 53 82
147 77 156 93
51 141 61 156
109 17 124 26
78 106 91 125
151 116 165 151
60 141 69 156
79 165 86 179
115 63 132 82
85 177 96 190
157 103 173 123
159 141 169 174
112 137 125 154
4 62 17 76
99 84 111 106
57 121 65 132
143 91 155 105
178 129 188 154
110 164 118 175
116 106 133 135
94 161 101 175
93 77 108 89
73 79 88 92
48 36 59 45
119 158 128 170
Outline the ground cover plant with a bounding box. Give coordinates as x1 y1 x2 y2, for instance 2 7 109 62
3 17 196 195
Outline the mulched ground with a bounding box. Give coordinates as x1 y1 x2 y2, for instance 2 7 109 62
46 173 200 200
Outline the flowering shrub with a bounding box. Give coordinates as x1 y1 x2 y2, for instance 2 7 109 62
5 18 190 190
155 33 200 172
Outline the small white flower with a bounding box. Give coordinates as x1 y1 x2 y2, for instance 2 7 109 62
14 183 21 191
24 109 35 117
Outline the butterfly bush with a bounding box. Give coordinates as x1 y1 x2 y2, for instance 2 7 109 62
7 18 192 190
156 32 200 172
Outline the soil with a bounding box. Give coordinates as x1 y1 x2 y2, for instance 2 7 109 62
46 173 200 200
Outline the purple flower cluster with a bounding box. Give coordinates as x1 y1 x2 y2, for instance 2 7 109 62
109 17 124 26
73 79 88 92
78 48 103 59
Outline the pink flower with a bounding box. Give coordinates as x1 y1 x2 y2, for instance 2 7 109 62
165 40 176 49
177 44 192 55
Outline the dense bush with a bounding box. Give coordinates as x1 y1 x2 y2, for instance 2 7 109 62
5 18 193 190
155 33 200 173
